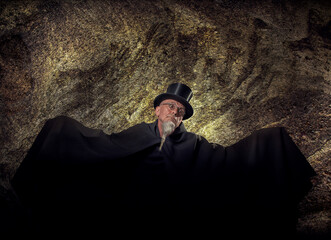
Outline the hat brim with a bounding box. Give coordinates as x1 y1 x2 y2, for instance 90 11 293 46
154 93 193 120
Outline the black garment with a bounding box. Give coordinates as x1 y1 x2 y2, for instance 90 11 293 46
11 116 316 238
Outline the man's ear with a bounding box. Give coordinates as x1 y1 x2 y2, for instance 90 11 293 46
155 106 160 117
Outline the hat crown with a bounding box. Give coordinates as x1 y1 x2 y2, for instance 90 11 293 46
167 83 193 102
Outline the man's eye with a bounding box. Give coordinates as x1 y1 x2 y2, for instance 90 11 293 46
169 104 175 109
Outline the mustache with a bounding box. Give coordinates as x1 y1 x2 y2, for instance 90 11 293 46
166 114 178 120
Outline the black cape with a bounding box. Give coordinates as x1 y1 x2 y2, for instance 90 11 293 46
11 116 316 237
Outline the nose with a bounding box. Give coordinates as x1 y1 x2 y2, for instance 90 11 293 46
169 106 179 116
174 109 181 117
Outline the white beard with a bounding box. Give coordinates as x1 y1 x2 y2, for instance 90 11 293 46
159 121 175 151
161 121 175 138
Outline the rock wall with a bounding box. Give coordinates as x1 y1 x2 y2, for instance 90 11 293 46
0 0 330 236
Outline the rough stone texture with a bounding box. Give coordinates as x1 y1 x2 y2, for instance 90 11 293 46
0 0 330 237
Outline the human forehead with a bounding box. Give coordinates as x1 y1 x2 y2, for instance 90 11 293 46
160 99 185 109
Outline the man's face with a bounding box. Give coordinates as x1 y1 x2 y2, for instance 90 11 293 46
155 99 185 128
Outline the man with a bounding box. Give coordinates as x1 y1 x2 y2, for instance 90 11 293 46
11 83 316 237
154 82 193 149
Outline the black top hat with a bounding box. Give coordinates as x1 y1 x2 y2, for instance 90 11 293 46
154 83 193 120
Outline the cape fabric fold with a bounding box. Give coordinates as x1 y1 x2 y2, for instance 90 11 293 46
11 116 316 237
